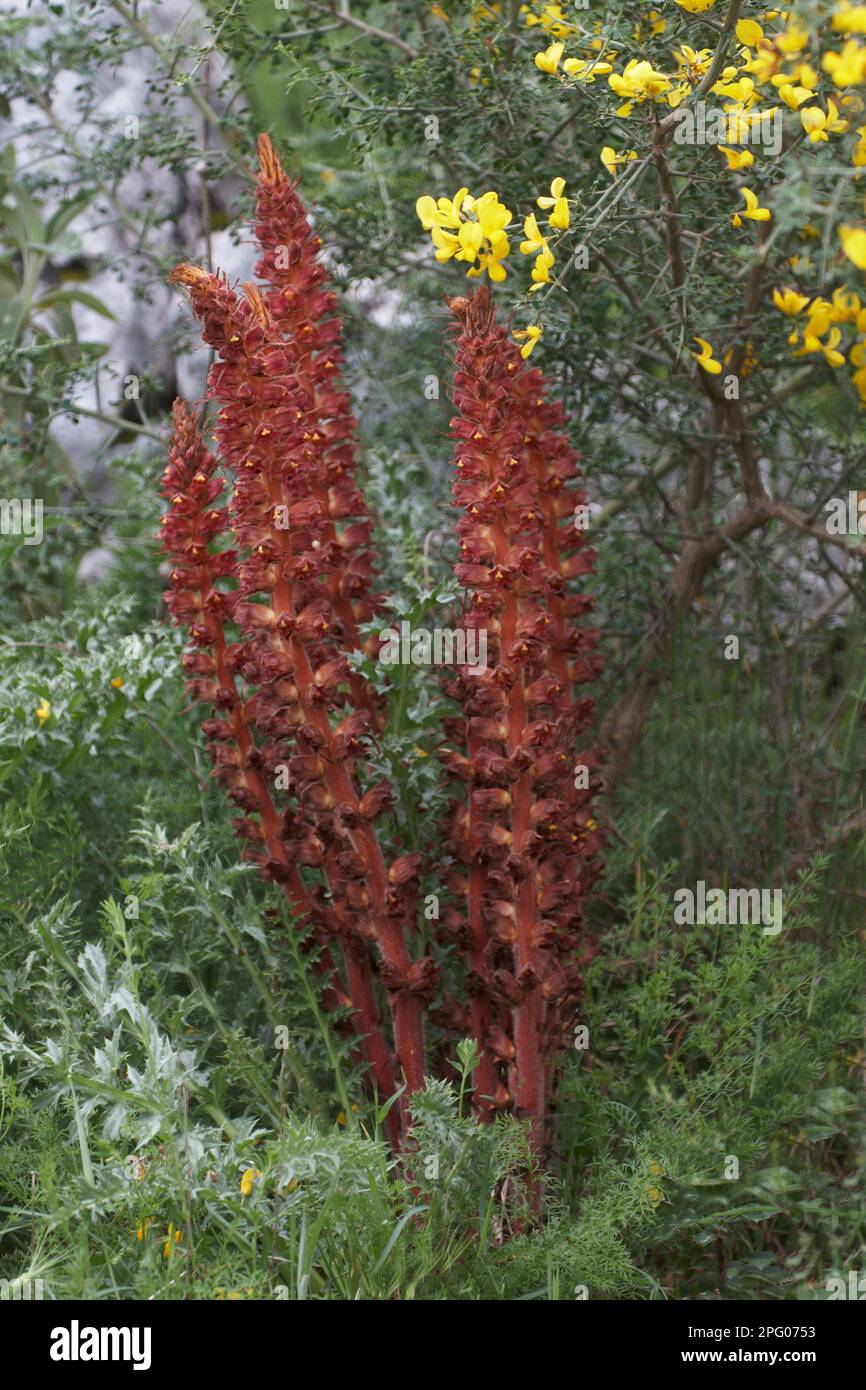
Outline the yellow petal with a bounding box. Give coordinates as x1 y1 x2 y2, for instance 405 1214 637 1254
840 224 866 269
416 195 438 229
736 19 763 46
535 41 564 74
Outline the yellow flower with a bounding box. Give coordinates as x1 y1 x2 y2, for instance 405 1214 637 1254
418 188 512 282
609 59 672 111
777 82 813 109
646 1185 664 1203
736 19 763 46
523 2 576 38
240 1166 261 1197
416 189 467 230
537 176 569 230
712 75 755 104
535 40 564 74
674 0 716 12
691 337 723 374
831 286 862 322
840 223 866 268
162 1223 182 1258
803 297 834 335
833 3 866 34
824 40 866 88
675 45 713 82
815 327 846 366
666 81 692 109
777 23 810 57
801 100 848 142
36 698 51 723
600 146 637 178
649 1160 664 1176
772 287 810 316
529 245 555 288
772 62 818 100
520 213 547 254
562 57 612 82
719 145 754 171
110 676 124 689
793 299 841 356
733 187 771 226
790 61 819 88
514 324 543 358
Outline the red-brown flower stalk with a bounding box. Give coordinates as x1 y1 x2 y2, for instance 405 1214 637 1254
440 288 605 1156
163 142 434 1148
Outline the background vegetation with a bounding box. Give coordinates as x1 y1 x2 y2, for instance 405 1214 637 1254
0 0 864 1299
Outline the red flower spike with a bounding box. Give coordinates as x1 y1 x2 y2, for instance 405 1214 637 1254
445 287 606 1157
166 169 429 1145
252 135 385 705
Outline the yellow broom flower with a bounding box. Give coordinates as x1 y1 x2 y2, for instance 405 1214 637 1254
691 337 723 374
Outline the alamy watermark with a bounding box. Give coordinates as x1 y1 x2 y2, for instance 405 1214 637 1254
672 101 782 156
378 620 488 674
826 1270 866 1299
825 491 866 535
673 881 783 936
0 497 43 545
0 1276 43 1300
49 1321 151 1371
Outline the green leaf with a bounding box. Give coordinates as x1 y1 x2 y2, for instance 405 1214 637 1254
45 190 95 242
36 287 115 320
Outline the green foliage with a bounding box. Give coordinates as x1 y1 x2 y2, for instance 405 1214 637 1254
1 0 865 1302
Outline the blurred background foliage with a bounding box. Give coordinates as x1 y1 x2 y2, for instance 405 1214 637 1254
0 0 864 1299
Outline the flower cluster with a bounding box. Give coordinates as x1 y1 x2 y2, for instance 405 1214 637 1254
416 187 513 282
772 280 866 397
436 287 604 1149
415 178 574 348
431 2 579 40
520 177 569 291
164 139 605 1158
534 7 866 239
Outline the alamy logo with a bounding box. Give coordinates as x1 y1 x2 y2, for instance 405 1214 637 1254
49 1321 152 1371
378 620 487 674
672 101 782 155
825 492 866 534
0 497 43 545
826 1270 866 1299
673 881 783 935
0 1277 43 1300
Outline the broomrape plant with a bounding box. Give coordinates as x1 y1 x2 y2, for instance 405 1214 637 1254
162 136 604 1161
